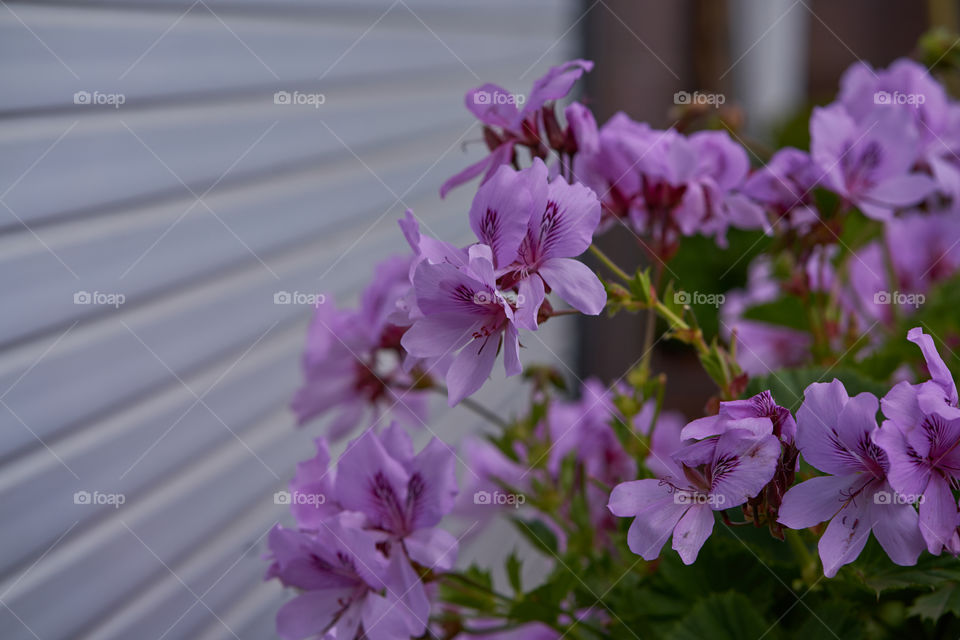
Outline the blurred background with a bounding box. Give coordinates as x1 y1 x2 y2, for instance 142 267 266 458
0 1 947 639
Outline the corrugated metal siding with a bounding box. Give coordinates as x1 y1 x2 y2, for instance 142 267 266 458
0 2 580 639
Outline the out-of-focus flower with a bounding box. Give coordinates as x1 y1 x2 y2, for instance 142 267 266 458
292 295 428 439
336 424 460 570
779 380 924 577
575 115 768 250
742 147 821 231
266 513 429 640
721 257 813 375
442 60 593 197
810 103 936 220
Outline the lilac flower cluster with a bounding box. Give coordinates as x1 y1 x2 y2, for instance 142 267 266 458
608 391 787 563
402 159 605 405
573 114 769 254
292 255 429 438
266 425 459 639
726 60 960 373
610 327 960 577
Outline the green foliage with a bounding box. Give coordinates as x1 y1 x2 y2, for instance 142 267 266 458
666 592 772 640
666 229 770 338
746 366 890 412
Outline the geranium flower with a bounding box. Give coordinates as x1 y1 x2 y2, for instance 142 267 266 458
608 425 780 564
402 244 521 405
778 380 924 576
809 103 936 220
266 513 428 640
335 424 460 570
291 298 428 438
874 328 960 554
441 60 593 197
477 159 605 329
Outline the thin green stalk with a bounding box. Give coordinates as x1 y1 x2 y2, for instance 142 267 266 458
589 244 631 283
433 385 510 430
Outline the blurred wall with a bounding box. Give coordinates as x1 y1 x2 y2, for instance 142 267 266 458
0 2 581 639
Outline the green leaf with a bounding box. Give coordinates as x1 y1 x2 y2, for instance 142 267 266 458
909 583 960 622
666 592 772 640
852 552 960 594
741 297 810 332
506 551 523 594
507 570 577 624
512 517 559 557
439 566 496 612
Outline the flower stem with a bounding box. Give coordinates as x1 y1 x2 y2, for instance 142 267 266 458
589 244 632 283
433 385 510 430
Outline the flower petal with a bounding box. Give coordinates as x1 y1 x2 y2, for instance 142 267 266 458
918 474 960 555
469 164 533 268
796 380 863 476
870 481 925 567
277 590 353 640
778 474 868 530
671 504 715 565
818 496 871 578
446 333 500 406
405 527 459 571
407 438 459 530
538 257 606 316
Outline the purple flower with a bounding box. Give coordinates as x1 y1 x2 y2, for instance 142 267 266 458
545 380 630 479
742 147 821 230
442 60 593 197
885 212 960 295
608 425 780 564
683 390 797 444
778 380 924 577
266 512 429 640
335 424 460 570
287 438 339 529
838 58 950 150
577 115 768 250
810 103 936 220
402 244 521 405
292 299 428 438
874 328 960 554
476 159 605 328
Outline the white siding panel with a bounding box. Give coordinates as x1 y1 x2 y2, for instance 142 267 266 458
0 1 582 638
